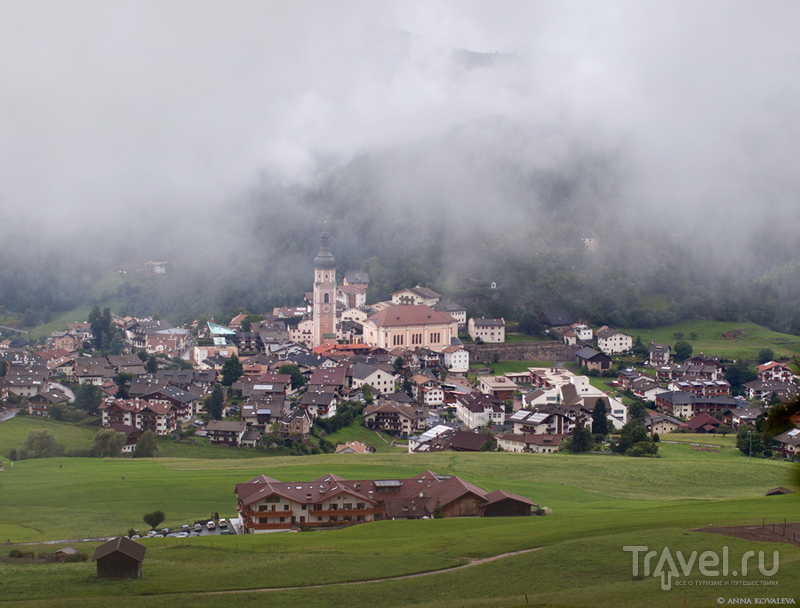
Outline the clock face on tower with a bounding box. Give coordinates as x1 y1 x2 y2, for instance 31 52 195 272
322 304 331 313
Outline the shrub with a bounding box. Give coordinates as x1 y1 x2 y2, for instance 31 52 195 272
626 441 659 457
63 552 88 562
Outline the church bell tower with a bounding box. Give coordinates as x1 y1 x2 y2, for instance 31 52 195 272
312 227 337 347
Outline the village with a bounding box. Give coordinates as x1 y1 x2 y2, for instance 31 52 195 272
1 229 800 473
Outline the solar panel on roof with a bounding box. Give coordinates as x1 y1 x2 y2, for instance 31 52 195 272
374 480 402 487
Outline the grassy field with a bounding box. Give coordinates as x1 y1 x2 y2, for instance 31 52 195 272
489 360 554 375
0 447 797 607
620 320 800 361
316 416 403 453
661 433 737 448
0 416 99 457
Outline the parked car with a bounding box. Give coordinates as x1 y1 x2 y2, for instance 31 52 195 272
160 528 170 536
206 520 216 530
193 523 203 532
146 530 158 538
174 532 189 538
218 518 228 528
182 524 190 532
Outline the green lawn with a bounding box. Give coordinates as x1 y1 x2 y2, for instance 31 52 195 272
316 416 403 453
620 320 800 361
28 301 123 341
0 416 99 458
504 333 550 343
660 432 737 448
0 449 797 607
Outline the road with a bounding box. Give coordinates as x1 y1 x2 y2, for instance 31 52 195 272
0 408 21 422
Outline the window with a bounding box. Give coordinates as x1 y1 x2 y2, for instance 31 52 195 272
330 516 338 522
284 504 290 511
279 517 285 523
324 293 329 303
330 504 338 510
356 503 365 510
343 503 353 510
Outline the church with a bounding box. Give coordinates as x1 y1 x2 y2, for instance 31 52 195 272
311 229 459 351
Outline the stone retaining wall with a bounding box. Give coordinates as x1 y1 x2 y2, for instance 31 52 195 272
466 342 578 364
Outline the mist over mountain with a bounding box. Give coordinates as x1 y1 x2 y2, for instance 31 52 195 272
1 2 799 333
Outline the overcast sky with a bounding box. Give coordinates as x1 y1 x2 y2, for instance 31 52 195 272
1 1 799 240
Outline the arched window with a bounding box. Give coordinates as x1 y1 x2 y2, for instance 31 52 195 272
323 293 330 303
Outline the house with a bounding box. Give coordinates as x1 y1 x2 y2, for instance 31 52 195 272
539 310 573 331
743 380 799 403
595 327 632 355
363 402 426 437
52 547 79 563
409 374 444 407
277 408 311 445
630 377 668 402
432 301 467 330
343 271 370 290
467 318 506 343
335 441 373 454
571 323 593 342
362 305 458 350
300 385 339 419
207 420 247 447
644 413 683 435
478 376 518 401
772 428 800 458
92 536 146 579
241 394 286 430
521 386 562 409
575 347 612 372
648 343 670 367
99 398 177 436
26 389 70 416
140 386 201 421
108 423 142 453
453 392 505 429
235 471 536 533
390 286 442 307
73 358 115 386
757 361 795 384
720 407 766 430
655 391 748 419
351 363 396 396
495 433 566 454
686 413 722 434
507 409 575 435
442 345 469 376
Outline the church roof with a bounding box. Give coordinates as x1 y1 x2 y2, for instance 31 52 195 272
368 305 456 328
314 230 336 270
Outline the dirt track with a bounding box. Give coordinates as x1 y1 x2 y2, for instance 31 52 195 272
695 523 800 548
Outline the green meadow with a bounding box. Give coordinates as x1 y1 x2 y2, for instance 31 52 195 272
620 319 800 361
0 441 798 607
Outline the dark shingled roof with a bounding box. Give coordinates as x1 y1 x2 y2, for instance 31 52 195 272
92 536 146 563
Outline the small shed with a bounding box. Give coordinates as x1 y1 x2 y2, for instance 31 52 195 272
92 536 146 578
52 547 78 562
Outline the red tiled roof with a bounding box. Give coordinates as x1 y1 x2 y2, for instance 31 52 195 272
368 305 456 328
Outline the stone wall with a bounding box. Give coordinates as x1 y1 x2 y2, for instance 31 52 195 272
466 342 578 364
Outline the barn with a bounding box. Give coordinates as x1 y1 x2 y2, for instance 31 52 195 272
92 536 146 578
